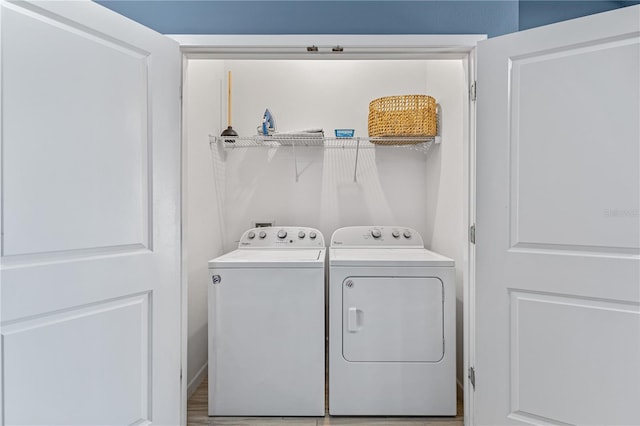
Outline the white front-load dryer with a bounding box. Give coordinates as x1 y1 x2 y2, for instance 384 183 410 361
207 227 325 416
329 226 456 416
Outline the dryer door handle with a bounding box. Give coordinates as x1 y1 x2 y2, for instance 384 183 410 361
347 307 361 332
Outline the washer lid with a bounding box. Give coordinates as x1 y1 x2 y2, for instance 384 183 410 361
330 248 454 267
208 248 326 269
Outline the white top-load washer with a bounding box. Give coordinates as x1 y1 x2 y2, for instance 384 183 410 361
207 227 325 416
329 226 456 416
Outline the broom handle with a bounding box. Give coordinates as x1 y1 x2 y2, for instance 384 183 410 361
227 71 232 127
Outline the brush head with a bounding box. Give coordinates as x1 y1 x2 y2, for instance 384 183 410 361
221 126 238 143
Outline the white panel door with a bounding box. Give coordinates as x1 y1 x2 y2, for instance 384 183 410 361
476 5 640 425
0 1 181 425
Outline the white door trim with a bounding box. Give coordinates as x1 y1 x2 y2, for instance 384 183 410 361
465 46 478 426
170 34 485 55
179 54 188 426
173 34 483 425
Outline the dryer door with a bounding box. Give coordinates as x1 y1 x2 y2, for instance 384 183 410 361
342 276 444 362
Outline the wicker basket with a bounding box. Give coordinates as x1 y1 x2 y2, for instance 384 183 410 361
368 95 437 144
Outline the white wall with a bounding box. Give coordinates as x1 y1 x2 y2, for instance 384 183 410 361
184 60 225 395
186 58 468 386
229 60 434 137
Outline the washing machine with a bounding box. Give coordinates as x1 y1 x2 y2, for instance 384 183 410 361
207 227 325 416
328 226 456 416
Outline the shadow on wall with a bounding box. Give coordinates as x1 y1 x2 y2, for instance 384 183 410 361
209 143 432 249
422 141 442 249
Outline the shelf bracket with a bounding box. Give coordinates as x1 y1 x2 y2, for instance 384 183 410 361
292 141 300 182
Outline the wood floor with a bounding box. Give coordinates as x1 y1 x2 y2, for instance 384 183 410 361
187 375 463 426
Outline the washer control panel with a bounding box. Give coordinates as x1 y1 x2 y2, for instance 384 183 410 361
239 227 324 247
331 226 424 248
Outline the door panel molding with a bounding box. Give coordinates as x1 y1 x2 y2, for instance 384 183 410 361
0 244 152 269
2 1 153 257
2 0 152 57
509 290 640 424
2 292 152 425
508 242 639 257
507 36 640 253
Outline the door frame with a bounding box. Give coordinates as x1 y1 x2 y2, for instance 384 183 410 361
171 34 484 425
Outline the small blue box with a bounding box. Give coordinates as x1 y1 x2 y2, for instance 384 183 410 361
334 129 355 138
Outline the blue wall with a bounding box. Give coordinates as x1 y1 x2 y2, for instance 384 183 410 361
96 1 519 38
96 0 637 38
519 1 639 31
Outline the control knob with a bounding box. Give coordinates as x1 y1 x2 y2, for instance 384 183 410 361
277 229 287 239
247 231 256 239
309 231 317 239
371 229 382 239
259 231 267 239
403 230 412 239
392 230 400 238
298 231 306 239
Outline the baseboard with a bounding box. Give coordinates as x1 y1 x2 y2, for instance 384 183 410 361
187 362 208 399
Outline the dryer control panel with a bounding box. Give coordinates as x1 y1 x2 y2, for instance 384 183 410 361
331 226 424 248
238 226 325 248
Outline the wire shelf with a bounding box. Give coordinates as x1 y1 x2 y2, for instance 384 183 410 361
209 135 439 154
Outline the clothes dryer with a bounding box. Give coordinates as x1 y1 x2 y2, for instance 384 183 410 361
329 226 455 416
208 227 325 416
